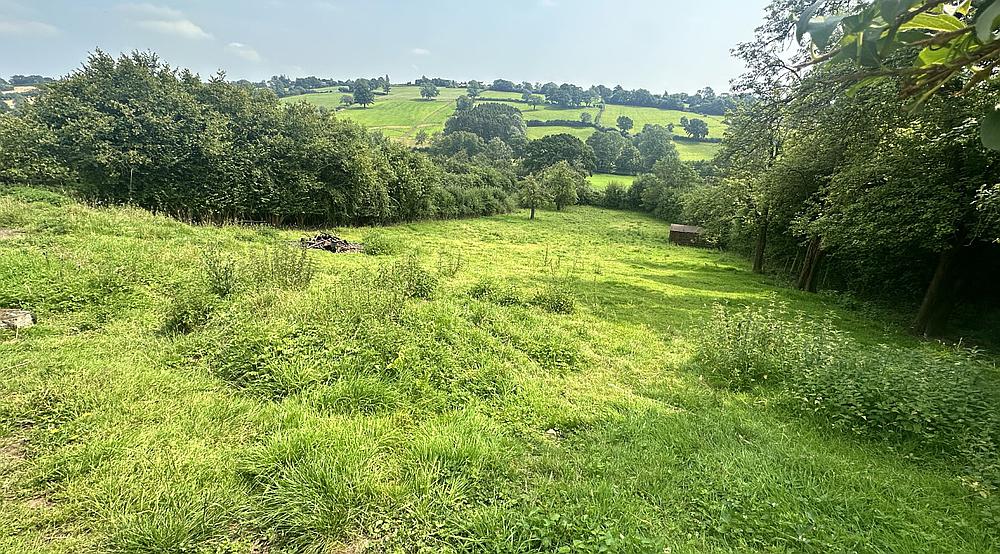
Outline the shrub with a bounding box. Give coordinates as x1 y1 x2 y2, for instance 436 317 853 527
789 346 1000 459
692 302 844 390
695 302 1000 473
531 286 576 314
362 231 400 256
162 286 216 334
469 278 521 306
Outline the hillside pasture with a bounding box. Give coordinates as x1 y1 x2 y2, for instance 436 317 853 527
1 192 996 553
588 172 636 191
285 85 726 159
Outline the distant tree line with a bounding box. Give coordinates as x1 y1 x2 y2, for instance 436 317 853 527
0 52 516 225
483 79 736 116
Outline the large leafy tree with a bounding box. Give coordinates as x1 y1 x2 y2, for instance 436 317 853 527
466 80 484 98
353 79 375 108
797 0 1000 148
420 82 440 100
523 133 597 175
632 124 678 172
586 130 628 173
444 102 526 147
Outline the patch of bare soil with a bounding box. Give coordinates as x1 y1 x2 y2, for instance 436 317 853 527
0 228 24 240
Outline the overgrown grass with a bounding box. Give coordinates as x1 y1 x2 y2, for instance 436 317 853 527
1 191 997 553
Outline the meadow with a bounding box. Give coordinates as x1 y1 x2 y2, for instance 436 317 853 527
1 189 997 553
283 86 723 160
587 172 636 191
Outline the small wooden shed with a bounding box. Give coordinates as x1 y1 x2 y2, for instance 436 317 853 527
669 224 704 246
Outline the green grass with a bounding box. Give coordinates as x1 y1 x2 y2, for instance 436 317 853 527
2 191 995 553
601 105 728 139
282 86 466 143
588 173 636 191
285 86 725 159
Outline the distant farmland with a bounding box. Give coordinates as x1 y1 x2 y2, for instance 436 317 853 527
282 86 725 161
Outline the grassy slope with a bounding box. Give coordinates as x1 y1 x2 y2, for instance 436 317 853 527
1 193 993 553
588 173 636 191
285 86 723 160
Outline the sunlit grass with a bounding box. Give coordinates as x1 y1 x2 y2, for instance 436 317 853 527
0 192 995 553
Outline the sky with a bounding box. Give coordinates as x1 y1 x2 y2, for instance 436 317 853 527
0 0 773 93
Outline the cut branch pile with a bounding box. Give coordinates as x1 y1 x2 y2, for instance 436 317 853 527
300 233 363 254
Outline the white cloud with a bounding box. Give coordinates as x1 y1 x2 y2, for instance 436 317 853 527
137 19 211 39
0 19 58 37
226 42 262 62
118 3 212 40
411 47 430 56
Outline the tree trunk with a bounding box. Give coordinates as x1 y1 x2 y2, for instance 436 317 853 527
752 208 769 274
914 248 960 337
530 206 536 220
797 235 824 293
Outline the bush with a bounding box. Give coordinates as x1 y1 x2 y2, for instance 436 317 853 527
790 346 1000 459
362 231 400 256
531 286 576 314
695 302 1000 470
693 302 843 390
469 278 521 306
162 286 216 334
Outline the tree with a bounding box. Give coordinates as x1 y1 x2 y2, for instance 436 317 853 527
633 124 677 172
340 95 354 107
527 94 544 110
444 102 526 146
796 0 1000 149
415 129 429 145
491 79 517 92
586 130 628 173
682 118 710 139
353 80 375 108
636 154 700 222
580 112 592 125
420 82 440 100
3 50 518 228
456 95 474 111
541 161 583 211
467 80 483 98
382 75 391 94
523 133 597 175
518 175 551 220
617 115 634 134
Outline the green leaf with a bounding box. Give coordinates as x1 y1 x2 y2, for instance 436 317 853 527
806 15 848 47
796 0 825 43
917 45 956 65
879 0 911 23
981 110 1000 150
900 12 964 32
975 0 1000 43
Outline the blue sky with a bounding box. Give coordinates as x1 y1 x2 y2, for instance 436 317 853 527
0 0 772 93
